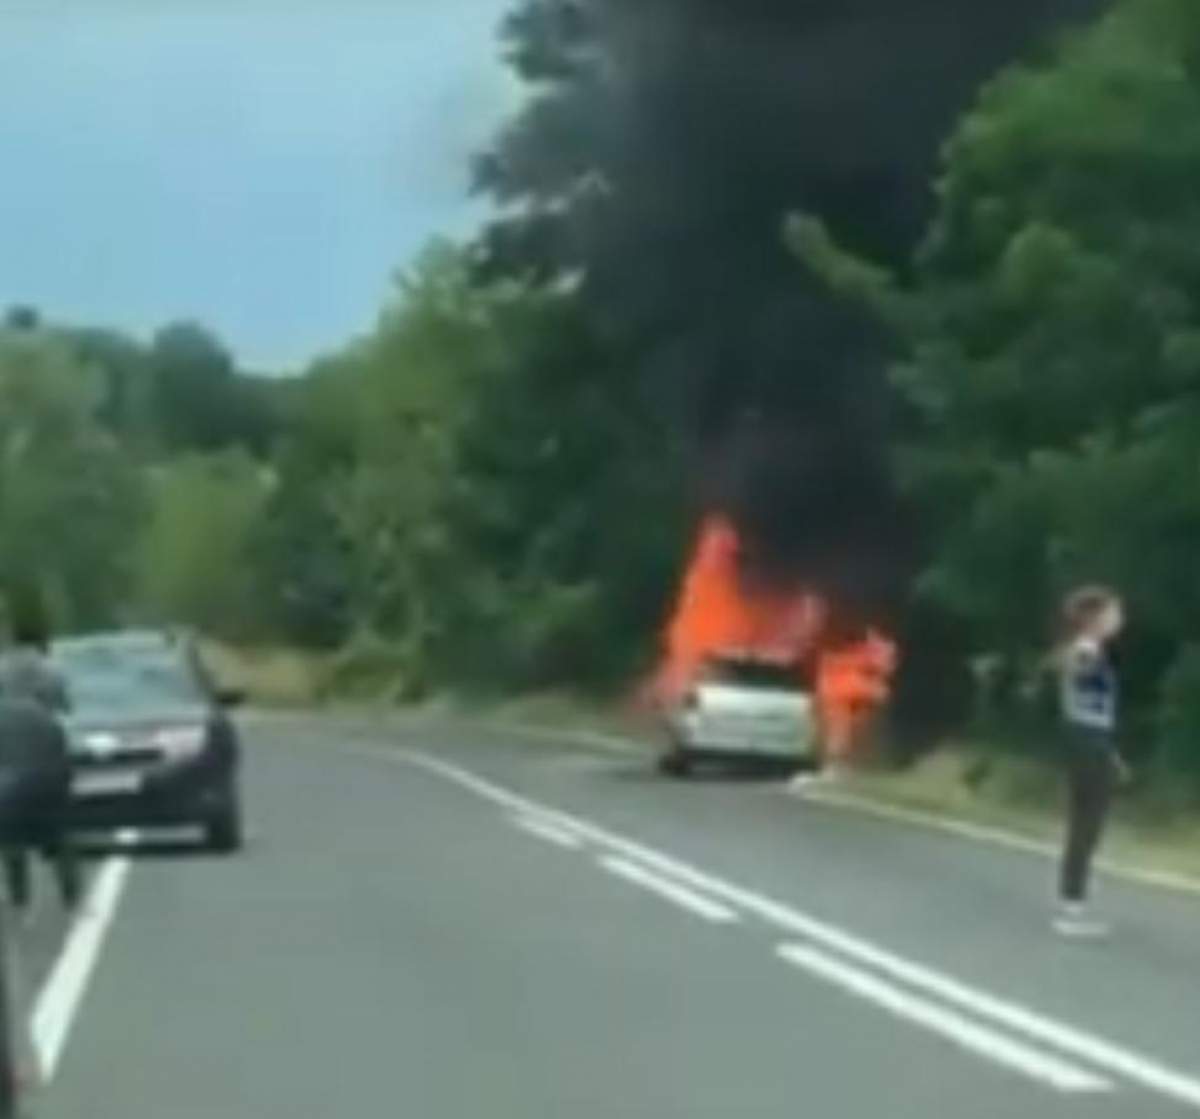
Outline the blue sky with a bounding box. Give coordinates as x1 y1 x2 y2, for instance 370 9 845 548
0 0 517 370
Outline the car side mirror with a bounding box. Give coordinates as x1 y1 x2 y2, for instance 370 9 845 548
216 686 247 709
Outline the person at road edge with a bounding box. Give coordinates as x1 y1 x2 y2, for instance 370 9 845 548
1053 585 1127 939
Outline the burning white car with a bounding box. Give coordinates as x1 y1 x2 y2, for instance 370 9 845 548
659 653 818 778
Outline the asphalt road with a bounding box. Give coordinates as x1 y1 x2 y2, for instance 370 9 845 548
20 713 1200 1118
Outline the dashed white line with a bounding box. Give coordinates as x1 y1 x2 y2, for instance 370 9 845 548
395 748 1200 1110
31 855 131 1080
776 943 1109 1094
512 814 584 849
600 856 739 924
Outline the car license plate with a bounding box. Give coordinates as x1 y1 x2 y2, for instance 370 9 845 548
72 770 143 796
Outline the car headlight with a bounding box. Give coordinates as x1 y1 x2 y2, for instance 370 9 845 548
153 726 207 758
81 731 121 756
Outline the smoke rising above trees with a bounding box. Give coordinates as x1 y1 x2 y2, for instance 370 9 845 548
475 0 1108 624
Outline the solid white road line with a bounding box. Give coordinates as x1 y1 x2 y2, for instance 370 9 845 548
396 749 1200 1110
776 944 1108 1094
512 814 584 849
31 856 131 1080
600 856 739 924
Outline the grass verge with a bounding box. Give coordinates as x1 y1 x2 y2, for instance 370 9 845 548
834 749 1200 885
198 641 331 708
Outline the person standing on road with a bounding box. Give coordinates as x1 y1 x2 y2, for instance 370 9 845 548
0 605 69 716
0 593 79 911
1053 585 1127 938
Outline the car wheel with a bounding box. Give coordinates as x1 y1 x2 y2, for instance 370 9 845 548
206 793 244 854
658 750 693 779
773 759 804 781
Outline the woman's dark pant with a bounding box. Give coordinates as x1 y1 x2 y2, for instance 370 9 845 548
1060 729 1116 904
0 767 80 911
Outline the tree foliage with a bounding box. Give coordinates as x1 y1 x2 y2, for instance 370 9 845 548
0 329 142 629
793 0 1200 764
253 245 685 691
14 0 1200 790
136 453 269 639
0 311 286 634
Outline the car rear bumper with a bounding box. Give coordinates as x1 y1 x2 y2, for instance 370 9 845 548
669 715 815 760
677 736 814 759
665 746 819 774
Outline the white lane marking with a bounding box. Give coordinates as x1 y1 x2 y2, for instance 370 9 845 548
776 944 1108 1094
492 722 643 757
31 856 131 1080
395 749 1200 1110
794 787 1200 898
601 856 739 924
512 814 584 849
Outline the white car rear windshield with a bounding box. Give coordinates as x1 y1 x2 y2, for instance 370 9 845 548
703 659 801 690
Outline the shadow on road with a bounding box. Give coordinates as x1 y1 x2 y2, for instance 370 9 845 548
604 761 796 786
70 837 241 861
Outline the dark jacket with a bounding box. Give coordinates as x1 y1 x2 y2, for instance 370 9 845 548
0 699 72 847
0 699 70 775
0 646 70 713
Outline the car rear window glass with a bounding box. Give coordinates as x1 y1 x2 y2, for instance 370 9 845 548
704 659 802 690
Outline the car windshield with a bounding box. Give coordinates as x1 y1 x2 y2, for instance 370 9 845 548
53 641 205 718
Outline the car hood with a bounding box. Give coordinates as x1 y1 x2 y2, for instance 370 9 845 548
65 705 211 735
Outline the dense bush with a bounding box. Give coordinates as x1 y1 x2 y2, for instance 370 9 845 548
1157 645 1200 798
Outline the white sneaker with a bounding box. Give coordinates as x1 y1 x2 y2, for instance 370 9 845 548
1054 903 1110 940
790 767 837 792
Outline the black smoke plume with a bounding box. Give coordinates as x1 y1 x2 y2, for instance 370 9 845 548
478 0 1110 630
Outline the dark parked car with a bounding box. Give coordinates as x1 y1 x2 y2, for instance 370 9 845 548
50 631 245 852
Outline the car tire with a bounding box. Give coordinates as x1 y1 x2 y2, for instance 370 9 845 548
658 750 693 779
205 793 244 854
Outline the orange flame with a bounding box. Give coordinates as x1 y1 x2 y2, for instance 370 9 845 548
815 629 897 764
651 515 897 764
653 516 825 702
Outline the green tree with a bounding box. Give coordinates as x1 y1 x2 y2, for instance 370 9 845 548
0 328 142 629
793 0 1200 746
263 243 684 691
247 359 359 648
136 452 269 638
150 322 237 449
66 327 156 447
4 306 39 332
